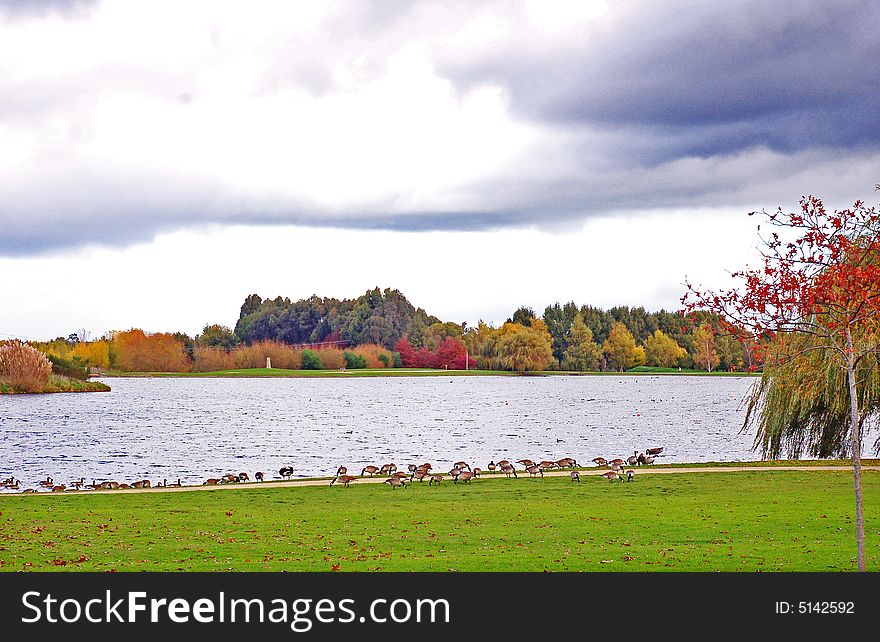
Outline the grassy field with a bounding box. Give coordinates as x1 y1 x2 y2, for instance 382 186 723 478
0 374 110 394
1 469 876 572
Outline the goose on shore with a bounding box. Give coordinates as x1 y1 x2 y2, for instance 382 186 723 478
384 476 407 489
570 471 580 482
592 457 608 466
279 466 294 479
330 475 356 487
361 465 380 476
525 465 544 478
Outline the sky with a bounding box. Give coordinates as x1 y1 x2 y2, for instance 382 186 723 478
1 0 878 340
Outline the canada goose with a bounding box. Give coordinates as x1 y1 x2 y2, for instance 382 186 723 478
416 463 432 474
472 467 482 478
407 464 417 473
411 469 430 482
39 477 54 488
204 478 221 485
453 461 471 471
362 465 380 476
555 458 577 469
51 484 66 492
625 469 635 482
379 463 397 475
279 466 294 478
391 471 409 480
609 458 625 467
448 466 462 480
516 459 535 468
645 447 663 456
525 465 543 477
131 480 150 489
70 477 85 490
637 452 647 465
627 452 640 466
330 475 357 487
570 471 580 482
500 463 518 478
592 457 608 466
601 471 623 482
255 472 265 482
222 474 238 484
487 461 496 472
22 488 37 493
429 474 444 485
497 459 511 468
610 462 623 473
100 481 120 490
538 460 557 470
118 483 130 489
335 466 348 476
4 480 20 490
384 476 407 489
238 472 249 482
643 455 657 465
455 471 475 484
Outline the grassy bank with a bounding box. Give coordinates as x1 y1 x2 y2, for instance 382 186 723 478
1 469 876 571
0 374 110 394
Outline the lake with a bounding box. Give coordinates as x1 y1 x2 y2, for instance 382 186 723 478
1 375 761 488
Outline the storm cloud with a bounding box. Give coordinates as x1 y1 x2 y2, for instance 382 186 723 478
1 0 878 256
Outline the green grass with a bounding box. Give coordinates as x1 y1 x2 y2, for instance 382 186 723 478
103 368 524 378
1 470 876 572
626 366 759 376
0 374 110 394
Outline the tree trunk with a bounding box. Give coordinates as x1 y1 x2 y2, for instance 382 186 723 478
845 327 866 572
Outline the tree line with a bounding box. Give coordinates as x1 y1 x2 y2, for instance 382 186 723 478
30 287 759 373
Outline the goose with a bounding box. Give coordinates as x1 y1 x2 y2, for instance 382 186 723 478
416 463 432 474
22 488 38 493
238 472 249 482
627 452 641 466
516 459 535 468
411 469 430 482
131 480 150 489
279 466 294 479
472 467 482 478
335 466 348 477
391 471 409 480
70 477 85 490
645 447 663 456
4 480 20 490
570 471 580 482
453 461 471 471
643 455 657 465
407 464 418 473
100 481 120 490
500 463 518 478
118 483 130 489
379 463 397 475
384 476 407 489
601 471 623 482
487 461 497 472
254 471 265 482
448 466 462 481
455 470 474 484
555 458 577 469
39 477 54 488
429 474 444 485
625 469 635 482
609 458 625 467
497 459 512 468
592 457 608 466
538 460 557 470
330 475 357 487
525 465 544 477
610 462 623 473
637 452 647 465
51 484 66 492
361 465 380 477
204 478 221 485
222 474 238 484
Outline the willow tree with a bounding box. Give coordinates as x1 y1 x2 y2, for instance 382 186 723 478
684 194 880 572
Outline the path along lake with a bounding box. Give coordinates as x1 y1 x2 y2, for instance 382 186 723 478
1 375 761 487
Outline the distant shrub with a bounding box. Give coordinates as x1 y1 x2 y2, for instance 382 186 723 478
343 351 367 369
46 353 90 380
193 346 236 372
301 349 322 370
378 352 390 367
353 343 392 368
316 347 344 369
110 329 191 372
392 351 402 368
0 340 52 392
231 341 302 369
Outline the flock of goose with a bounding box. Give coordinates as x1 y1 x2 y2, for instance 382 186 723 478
328 446 664 489
0 447 663 494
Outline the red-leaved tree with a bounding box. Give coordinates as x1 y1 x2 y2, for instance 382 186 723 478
683 194 880 571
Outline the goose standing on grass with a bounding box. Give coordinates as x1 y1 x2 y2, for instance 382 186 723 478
238 472 249 482
516 459 535 468
627 452 640 466
456 470 474 484
335 466 348 477
645 447 664 456
601 471 623 483
570 471 580 482
411 469 430 482
453 461 471 471
487 461 496 472
592 457 607 467
362 465 380 477
500 463 518 478
525 465 544 478
204 478 221 485
625 470 635 482
255 472 264 482
472 467 482 478
279 466 294 479
538 460 557 470
448 466 462 482
384 476 407 489
330 475 357 487
643 455 656 465
429 474 444 485
497 459 511 469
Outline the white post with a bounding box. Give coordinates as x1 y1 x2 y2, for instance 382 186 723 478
266 356 271 369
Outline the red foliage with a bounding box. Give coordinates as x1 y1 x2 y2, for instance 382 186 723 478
434 337 468 369
394 338 416 367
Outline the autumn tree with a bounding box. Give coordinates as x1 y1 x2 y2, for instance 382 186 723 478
602 322 637 371
493 322 553 372
562 313 602 371
643 329 687 367
683 193 880 571
691 324 720 372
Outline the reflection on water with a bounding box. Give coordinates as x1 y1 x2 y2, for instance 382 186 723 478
0 375 759 488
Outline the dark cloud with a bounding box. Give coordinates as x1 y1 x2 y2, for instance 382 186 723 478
446 0 880 159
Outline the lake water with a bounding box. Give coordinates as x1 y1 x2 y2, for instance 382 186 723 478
0 375 761 489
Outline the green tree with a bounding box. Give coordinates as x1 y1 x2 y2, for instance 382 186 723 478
602 322 637 371
493 322 553 372
301 349 322 370
562 313 602 371
643 329 687 367
197 324 237 350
